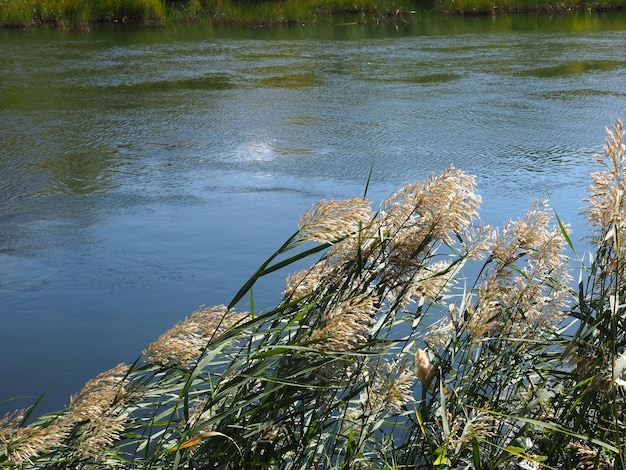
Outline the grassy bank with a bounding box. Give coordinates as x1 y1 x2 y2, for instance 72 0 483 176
1 0 626 29
437 0 626 16
2 119 626 469
0 0 419 29
0 0 166 28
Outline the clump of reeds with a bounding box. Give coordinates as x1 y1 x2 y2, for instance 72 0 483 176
0 0 418 29
0 363 131 466
182 0 415 27
435 0 621 15
0 0 165 29
2 119 626 469
536 118 626 468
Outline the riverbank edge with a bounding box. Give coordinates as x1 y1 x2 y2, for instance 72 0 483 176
2 0 626 30
437 0 626 15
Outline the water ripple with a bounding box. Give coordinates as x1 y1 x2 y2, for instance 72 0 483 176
2 24 626 416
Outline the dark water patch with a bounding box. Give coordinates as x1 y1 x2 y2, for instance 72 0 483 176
254 72 320 88
111 73 236 92
284 115 321 127
515 145 591 173
221 185 321 197
407 72 463 84
538 88 626 99
31 152 120 196
519 60 626 77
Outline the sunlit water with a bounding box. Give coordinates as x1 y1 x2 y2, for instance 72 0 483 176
1 14 626 415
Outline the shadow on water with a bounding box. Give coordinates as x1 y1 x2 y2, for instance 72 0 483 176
112 72 236 91
519 59 626 77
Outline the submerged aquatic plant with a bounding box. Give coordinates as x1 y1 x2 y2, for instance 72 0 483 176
3 120 626 469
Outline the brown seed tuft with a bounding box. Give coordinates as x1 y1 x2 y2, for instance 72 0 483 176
309 293 378 351
298 197 373 244
143 305 248 367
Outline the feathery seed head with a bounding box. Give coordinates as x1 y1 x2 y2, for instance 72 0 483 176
0 410 23 437
309 293 378 351
448 411 496 455
354 358 416 419
426 316 455 351
143 305 248 367
380 166 480 243
0 409 73 466
380 361 417 414
284 258 345 302
0 364 132 466
74 414 126 460
460 223 495 261
415 348 434 389
406 260 455 303
583 119 626 244
0 423 69 466
464 201 571 341
298 197 373 244
68 363 130 422
582 119 626 290
376 168 481 304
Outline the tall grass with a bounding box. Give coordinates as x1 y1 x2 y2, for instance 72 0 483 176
0 0 416 29
187 0 416 26
435 0 625 15
2 0 625 29
1 120 626 469
0 0 165 29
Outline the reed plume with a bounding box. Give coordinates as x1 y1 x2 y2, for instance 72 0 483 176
298 197 373 244
0 410 70 466
583 118 626 248
308 292 378 351
463 201 572 342
0 363 130 466
143 305 248 367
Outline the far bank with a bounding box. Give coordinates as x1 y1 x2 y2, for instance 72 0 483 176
1 0 626 30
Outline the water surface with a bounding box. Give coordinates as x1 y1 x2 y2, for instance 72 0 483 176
1 13 626 415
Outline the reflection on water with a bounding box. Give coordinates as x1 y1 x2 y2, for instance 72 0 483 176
520 59 626 77
113 72 236 92
1 14 626 415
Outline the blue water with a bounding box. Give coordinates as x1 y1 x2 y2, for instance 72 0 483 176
1 17 626 415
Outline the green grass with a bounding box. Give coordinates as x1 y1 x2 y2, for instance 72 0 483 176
0 0 165 29
0 0 419 28
174 0 419 26
436 0 578 14
436 0 626 14
2 119 626 469
3 0 624 30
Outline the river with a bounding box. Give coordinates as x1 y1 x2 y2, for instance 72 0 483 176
1 12 626 415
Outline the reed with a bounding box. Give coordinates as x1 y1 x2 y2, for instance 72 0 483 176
435 0 623 14
2 0 626 29
0 0 416 28
1 120 625 468
192 0 416 25
0 0 165 29
0 0 37 26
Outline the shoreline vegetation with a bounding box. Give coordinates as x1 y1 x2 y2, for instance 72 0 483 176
1 0 626 30
2 119 626 468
